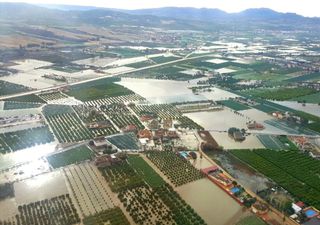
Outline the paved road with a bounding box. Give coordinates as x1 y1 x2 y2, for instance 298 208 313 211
0 54 213 101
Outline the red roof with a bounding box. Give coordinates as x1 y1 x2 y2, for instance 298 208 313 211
201 166 219 174
296 201 305 208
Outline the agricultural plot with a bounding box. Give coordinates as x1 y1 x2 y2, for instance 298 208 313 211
64 163 115 216
125 65 193 81
38 91 68 102
0 80 31 97
219 100 251 111
97 103 144 130
72 105 118 137
151 56 180 64
3 101 42 110
231 149 320 209
42 104 74 116
0 125 54 154
242 87 316 101
101 155 206 225
128 155 165 188
286 72 320 82
47 145 94 169
176 116 204 130
65 82 133 101
4 94 46 103
126 60 154 68
146 151 204 186
292 92 320 104
0 195 80 225
265 120 319 136
84 94 145 107
45 112 93 143
101 161 144 192
111 114 144 130
257 135 288 150
236 215 267 225
131 104 182 119
106 133 140 150
83 207 130 225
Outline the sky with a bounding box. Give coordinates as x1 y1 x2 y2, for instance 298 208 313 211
1 0 319 17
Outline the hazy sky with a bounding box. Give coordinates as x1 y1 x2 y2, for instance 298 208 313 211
1 0 319 17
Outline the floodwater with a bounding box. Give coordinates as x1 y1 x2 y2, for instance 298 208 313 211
273 101 320 117
185 109 249 131
118 78 206 104
0 142 56 171
177 178 245 225
14 171 68 204
210 131 265 150
206 151 271 193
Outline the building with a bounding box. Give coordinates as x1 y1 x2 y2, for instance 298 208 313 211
138 129 153 140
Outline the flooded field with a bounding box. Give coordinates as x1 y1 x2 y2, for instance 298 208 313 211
210 131 265 149
199 88 239 101
273 101 320 117
118 78 206 103
14 170 68 204
206 151 271 193
177 178 245 225
185 109 249 131
0 142 56 170
0 158 50 183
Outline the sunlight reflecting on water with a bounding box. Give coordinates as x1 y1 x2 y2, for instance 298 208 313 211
0 142 56 171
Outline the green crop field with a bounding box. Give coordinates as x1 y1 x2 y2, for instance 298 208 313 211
146 151 204 186
230 149 320 209
0 80 31 97
242 87 316 101
128 155 165 188
219 100 251 111
83 207 130 225
65 83 133 101
236 216 267 225
0 126 54 154
292 92 320 104
47 145 94 169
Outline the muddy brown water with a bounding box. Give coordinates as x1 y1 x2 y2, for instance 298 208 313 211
205 151 272 193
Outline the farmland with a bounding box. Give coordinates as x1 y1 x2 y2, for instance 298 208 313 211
0 125 54 154
84 94 145 107
64 163 115 216
219 99 251 111
66 82 133 101
45 112 93 143
146 151 204 186
0 194 80 225
83 207 130 225
236 215 267 225
4 94 46 103
0 80 31 97
47 145 94 169
101 160 144 192
230 149 320 209
38 92 68 102
3 101 42 110
107 133 140 150
98 103 144 130
127 155 165 188
101 154 207 225
72 105 119 137
242 87 317 101
131 104 182 119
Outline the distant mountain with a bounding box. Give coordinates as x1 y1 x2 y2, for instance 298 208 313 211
123 7 229 21
0 3 319 31
124 7 311 22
